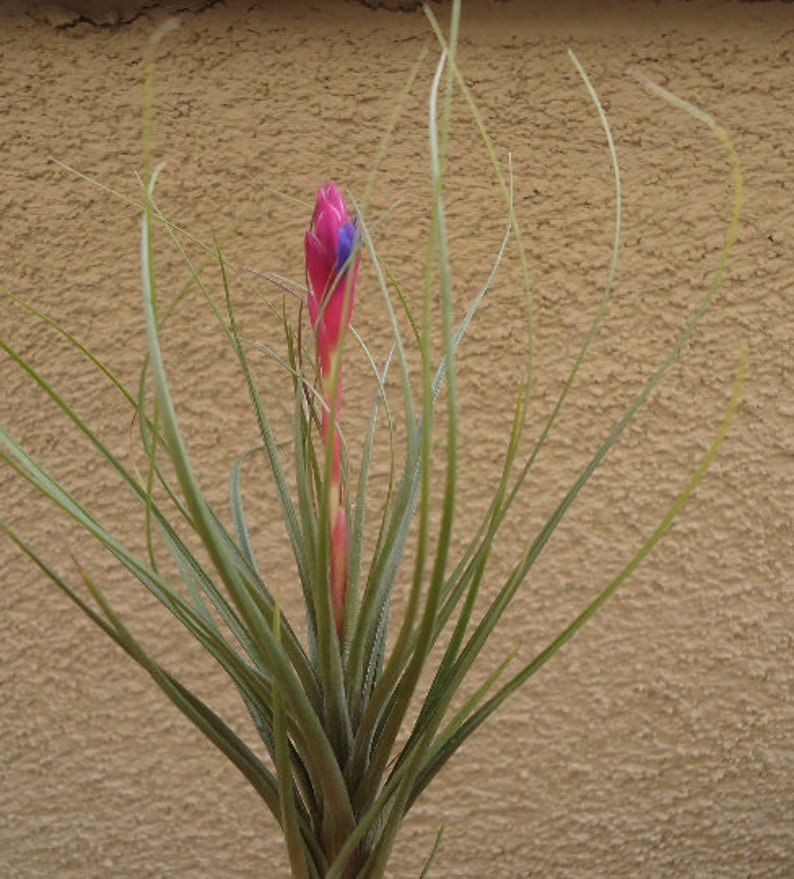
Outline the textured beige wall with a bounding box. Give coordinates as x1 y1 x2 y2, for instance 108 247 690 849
1 1 791 876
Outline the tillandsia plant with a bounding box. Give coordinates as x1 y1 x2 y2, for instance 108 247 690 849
1 3 745 878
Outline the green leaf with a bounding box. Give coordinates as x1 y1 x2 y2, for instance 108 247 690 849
411 347 746 803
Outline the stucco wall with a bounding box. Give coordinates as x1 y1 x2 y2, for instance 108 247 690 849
1 1 791 876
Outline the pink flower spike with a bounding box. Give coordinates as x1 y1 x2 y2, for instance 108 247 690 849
305 181 359 641
304 182 360 376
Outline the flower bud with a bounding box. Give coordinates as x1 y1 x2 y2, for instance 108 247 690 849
304 182 360 375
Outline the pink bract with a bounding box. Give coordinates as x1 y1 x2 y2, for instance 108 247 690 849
304 182 360 375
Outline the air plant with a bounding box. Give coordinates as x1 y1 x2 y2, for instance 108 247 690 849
0 2 744 877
